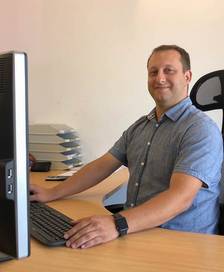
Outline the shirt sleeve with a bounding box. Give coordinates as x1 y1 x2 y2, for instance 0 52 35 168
174 120 223 187
108 115 148 166
108 130 128 166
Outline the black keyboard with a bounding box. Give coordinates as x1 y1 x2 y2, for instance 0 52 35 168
30 202 74 247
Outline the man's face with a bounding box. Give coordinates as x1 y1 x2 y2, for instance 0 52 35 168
147 50 192 109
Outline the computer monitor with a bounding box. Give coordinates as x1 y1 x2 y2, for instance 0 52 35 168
0 51 30 261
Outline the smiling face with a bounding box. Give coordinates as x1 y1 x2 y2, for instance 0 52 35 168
147 49 192 116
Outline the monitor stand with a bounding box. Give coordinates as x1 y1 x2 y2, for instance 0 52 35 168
0 251 13 262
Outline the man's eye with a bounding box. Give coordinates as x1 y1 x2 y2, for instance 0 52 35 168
149 71 157 76
165 68 175 74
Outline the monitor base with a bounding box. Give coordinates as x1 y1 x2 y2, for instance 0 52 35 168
0 251 13 262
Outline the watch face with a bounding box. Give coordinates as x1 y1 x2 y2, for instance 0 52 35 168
113 214 128 236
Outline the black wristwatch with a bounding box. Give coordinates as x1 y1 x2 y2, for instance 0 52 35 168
112 213 128 237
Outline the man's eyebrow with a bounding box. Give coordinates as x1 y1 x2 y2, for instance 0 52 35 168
164 65 175 68
148 66 157 71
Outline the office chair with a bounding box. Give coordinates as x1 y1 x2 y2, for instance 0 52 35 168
190 70 224 234
103 182 128 213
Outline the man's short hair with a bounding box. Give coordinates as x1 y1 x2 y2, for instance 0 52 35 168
147 45 191 72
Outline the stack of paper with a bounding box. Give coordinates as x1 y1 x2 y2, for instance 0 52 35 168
29 124 83 170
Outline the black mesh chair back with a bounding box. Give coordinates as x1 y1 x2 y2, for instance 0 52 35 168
190 70 224 234
190 70 224 134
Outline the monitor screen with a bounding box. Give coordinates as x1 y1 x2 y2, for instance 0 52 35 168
0 51 30 261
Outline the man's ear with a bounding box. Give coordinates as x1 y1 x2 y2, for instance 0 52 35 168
185 70 192 83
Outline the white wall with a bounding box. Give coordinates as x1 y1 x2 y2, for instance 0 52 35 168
1 0 224 162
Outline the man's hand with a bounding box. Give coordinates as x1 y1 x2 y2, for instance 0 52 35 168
30 184 53 202
64 215 119 249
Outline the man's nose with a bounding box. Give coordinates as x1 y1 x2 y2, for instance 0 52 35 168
156 71 166 84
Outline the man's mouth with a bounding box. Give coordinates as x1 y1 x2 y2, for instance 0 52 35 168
154 85 170 90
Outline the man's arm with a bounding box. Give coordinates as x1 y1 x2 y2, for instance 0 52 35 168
64 173 202 249
121 172 202 232
30 152 122 202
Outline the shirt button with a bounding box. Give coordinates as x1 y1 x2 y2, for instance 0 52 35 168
155 123 159 128
147 142 150 146
141 162 144 166
135 182 139 186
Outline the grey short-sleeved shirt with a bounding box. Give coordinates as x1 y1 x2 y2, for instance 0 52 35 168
109 97 223 234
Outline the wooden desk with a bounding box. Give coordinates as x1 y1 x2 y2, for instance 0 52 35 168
2 169 224 272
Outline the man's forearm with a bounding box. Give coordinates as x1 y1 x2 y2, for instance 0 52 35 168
120 173 202 234
50 153 122 200
120 189 187 233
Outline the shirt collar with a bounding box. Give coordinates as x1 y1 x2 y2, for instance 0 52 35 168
147 97 192 122
147 110 156 121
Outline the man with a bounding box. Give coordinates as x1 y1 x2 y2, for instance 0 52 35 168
30 45 223 249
